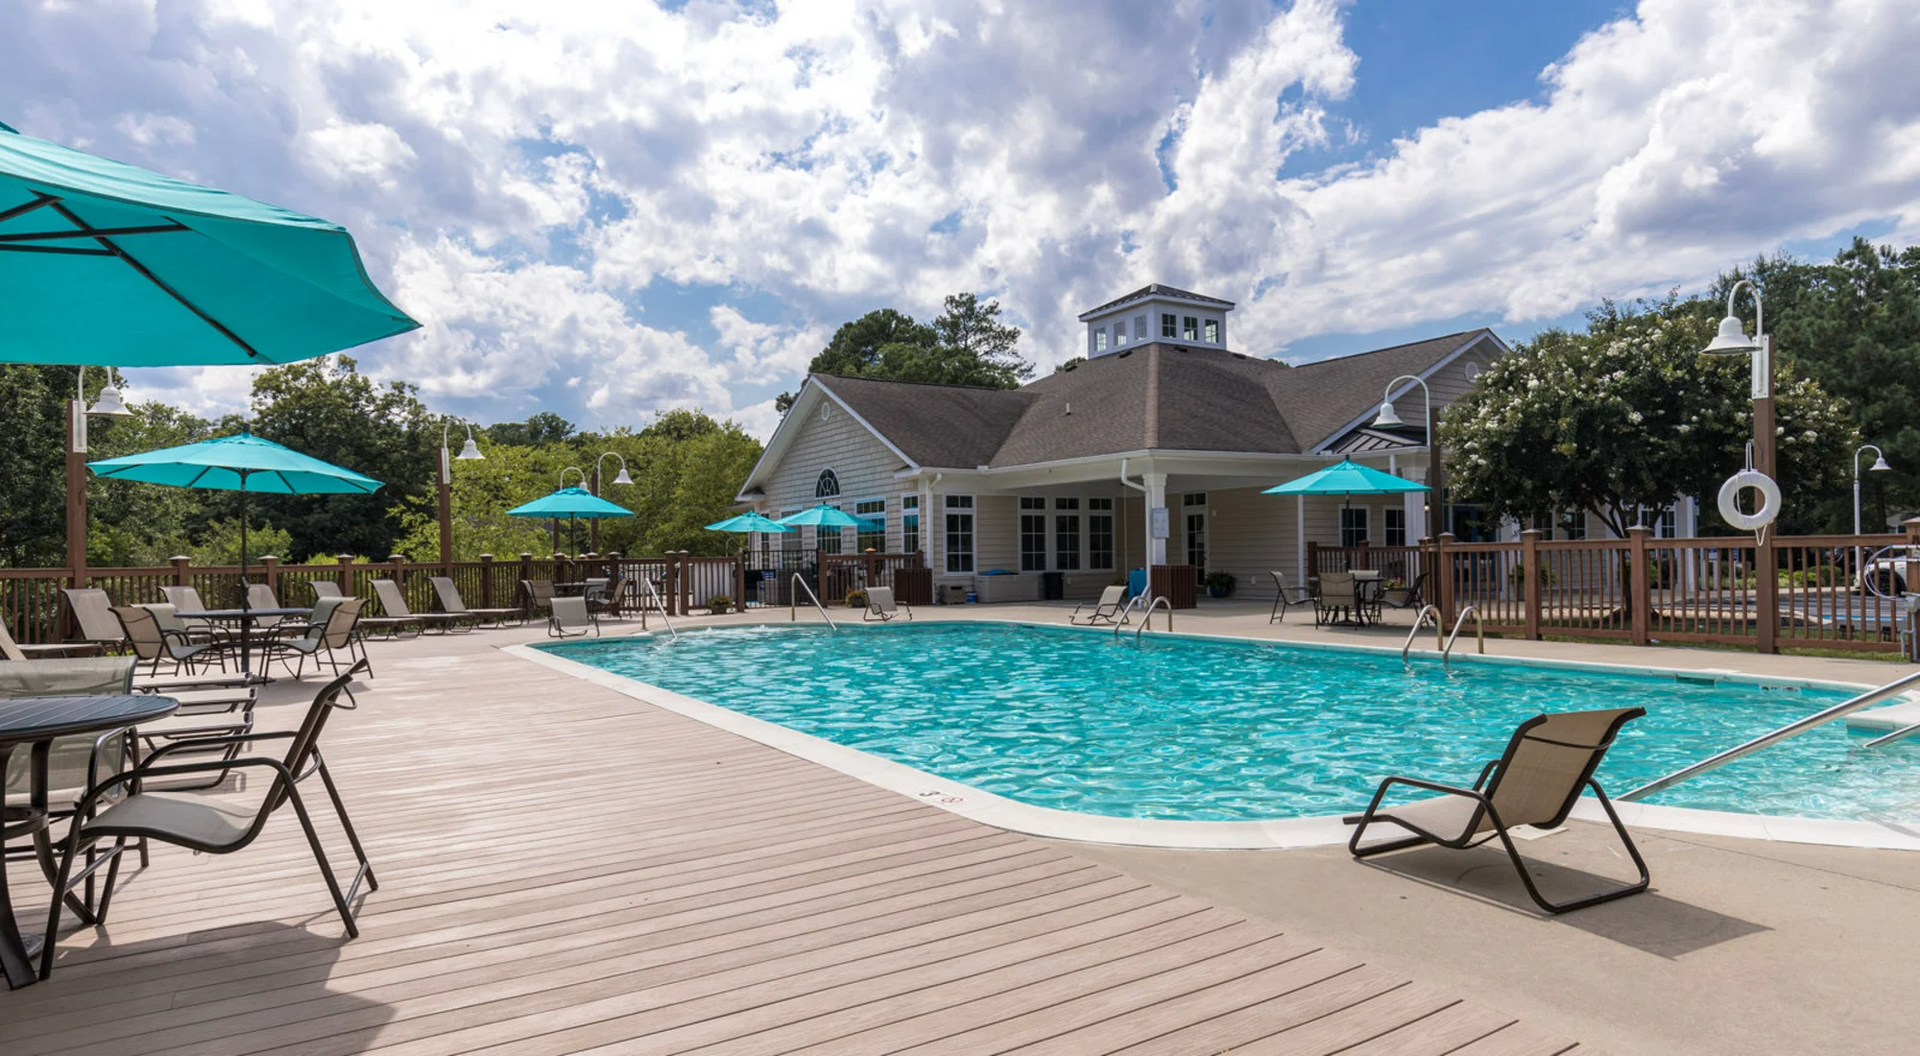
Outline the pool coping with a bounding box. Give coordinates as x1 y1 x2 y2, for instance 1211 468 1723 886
505 619 1920 852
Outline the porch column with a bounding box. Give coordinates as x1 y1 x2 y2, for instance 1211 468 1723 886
1144 473 1168 566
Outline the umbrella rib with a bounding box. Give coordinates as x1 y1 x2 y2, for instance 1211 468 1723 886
0 243 118 256
0 223 190 242
0 194 60 225
44 199 264 361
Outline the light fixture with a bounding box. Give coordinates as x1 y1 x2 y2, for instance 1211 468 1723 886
443 419 485 461
1872 455 1893 473
1371 400 1404 429
612 466 633 485
597 450 633 487
1700 313 1761 356
86 384 133 418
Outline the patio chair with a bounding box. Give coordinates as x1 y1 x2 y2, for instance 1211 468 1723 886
547 596 599 638
245 583 293 634
1068 585 1129 625
1312 571 1366 627
309 580 345 601
1344 707 1651 914
588 573 629 618
1268 571 1312 624
264 597 371 679
0 611 102 660
1377 571 1429 613
60 588 128 651
40 663 378 979
521 579 557 624
430 576 518 628
371 578 460 634
862 586 912 623
114 605 230 676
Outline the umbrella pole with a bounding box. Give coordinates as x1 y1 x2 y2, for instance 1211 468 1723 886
239 471 253 677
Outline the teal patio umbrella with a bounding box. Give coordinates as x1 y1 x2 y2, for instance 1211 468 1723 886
1264 460 1429 583
0 121 418 365
89 431 383 655
705 511 792 534
507 486 634 555
776 504 878 530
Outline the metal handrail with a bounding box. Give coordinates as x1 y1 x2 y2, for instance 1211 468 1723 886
1443 606 1484 664
1402 605 1441 662
636 578 677 638
1865 717 1920 749
789 574 838 630
1133 596 1173 641
1622 668 1920 801
1112 594 1145 637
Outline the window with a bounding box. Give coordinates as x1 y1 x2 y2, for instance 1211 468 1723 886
1088 498 1115 570
1113 324 1128 347
814 469 839 499
855 498 886 552
1093 328 1108 353
1055 497 1079 510
1384 508 1407 547
1182 316 1198 341
945 495 974 573
1055 513 1082 571
1557 507 1587 541
902 495 920 553
1162 313 1177 338
1340 507 1369 548
1134 315 1147 341
1203 319 1219 344
1020 497 1047 572
1183 492 1206 507
1655 504 1677 539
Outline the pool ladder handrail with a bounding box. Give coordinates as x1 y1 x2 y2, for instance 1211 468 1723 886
1132 596 1173 641
1400 605 1483 668
1401 605 1441 663
789 574 838 630
1444 606 1484 663
1622 667 1920 801
636 577 677 638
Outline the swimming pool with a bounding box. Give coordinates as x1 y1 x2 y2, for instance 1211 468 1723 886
538 623 1920 827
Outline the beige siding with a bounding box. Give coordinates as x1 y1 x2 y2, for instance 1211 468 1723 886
1382 340 1498 439
761 403 908 551
975 495 1019 574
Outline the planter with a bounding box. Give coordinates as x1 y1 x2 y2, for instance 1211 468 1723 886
1207 587 1228 599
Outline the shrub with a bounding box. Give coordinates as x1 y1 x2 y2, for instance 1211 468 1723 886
705 593 733 614
1507 561 1557 587
845 589 870 609
1202 571 1236 596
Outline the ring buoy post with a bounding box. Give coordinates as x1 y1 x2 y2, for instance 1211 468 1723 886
1718 470 1781 531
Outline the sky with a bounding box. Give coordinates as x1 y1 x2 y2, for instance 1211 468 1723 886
10 0 1920 441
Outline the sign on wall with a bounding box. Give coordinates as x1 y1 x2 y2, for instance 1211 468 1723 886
1150 507 1170 539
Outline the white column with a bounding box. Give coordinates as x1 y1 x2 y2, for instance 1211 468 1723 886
1296 495 1307 584
1144 473 1168 566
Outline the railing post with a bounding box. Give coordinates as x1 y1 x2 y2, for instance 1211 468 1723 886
479 553 495 608
336 554 354 597
662 552 679 617
1755 532 1779 654
1354 539 1369 574
680 551 694 614
1521 529 1542 640
1435 533 1456 626
171 554 192 588
1306 541 1318 583
735 551 747 610
519 553 534 615
389 553 407 605
1628 525 1652 646
260 555 280 601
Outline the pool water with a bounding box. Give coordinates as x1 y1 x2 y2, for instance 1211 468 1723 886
544 623 1920 824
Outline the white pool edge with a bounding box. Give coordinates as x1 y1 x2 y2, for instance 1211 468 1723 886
504 622 1920 852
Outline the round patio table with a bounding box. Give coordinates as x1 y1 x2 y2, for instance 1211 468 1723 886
177 607 312 677
0 693 178 989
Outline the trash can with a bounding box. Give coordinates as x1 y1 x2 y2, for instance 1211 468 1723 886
1041 571 1065 600
939 582 969 605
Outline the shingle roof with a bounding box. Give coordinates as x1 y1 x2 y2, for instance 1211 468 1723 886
805 329 1494 471
1077 283 1236 320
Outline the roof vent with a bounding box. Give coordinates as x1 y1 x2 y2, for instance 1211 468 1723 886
1064 402 1072 416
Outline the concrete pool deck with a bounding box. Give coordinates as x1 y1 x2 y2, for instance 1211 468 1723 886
5 599 1914 1054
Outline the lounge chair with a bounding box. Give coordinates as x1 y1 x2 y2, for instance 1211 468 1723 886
264 597 370 679
158 585 224 641
521 579 556 624
0 611 101 659
430 576 518 628
114 605 230 676
547 596 598 638
245 583 293 634
1268 571 1312 624
40 663 378 979
371 578 461 634
1068 585 1129 626
1312 571 1368 627
309 580 345 601
1345 707 1651 914
60 588 128 651
862 586 912 623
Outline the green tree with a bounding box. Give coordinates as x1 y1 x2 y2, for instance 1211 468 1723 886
1442 298 1854 538
0 365 73 566
931 292 1031 387
242 355 438 561
486 411 576 447
86 401 216 566
774 293 1030 411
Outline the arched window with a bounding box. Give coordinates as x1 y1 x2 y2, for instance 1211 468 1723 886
814 469 840 498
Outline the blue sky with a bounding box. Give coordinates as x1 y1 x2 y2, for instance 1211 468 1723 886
9 0 1920 438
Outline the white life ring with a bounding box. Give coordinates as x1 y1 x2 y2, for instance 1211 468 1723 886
1717 469 1781 531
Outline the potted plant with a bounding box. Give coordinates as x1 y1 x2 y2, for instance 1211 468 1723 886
845 589 870 610
1203 571 1235 598
705 593 733 615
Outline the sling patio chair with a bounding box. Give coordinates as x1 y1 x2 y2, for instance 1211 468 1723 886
1377 571 1429 614
60 588 129 651
39 662 378 980
1268 571 1313 624
861 586 912 623
1068 585 1129 626
430 577 519 628
245 583 296 635
1344 707 1651 915
1312 571 1367 627
547 596 599 638
309 580 345 602
588 573 629 619
0 610 102 659
371 578 461 635
114 605 231 677
263 597 371 679
521 579 557 625
159 585 225 641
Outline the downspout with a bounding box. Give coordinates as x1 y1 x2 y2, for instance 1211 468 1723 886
925 472 942 575
1120 458 1148 589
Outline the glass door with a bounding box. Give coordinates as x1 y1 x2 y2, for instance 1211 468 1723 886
1182 493 1207 579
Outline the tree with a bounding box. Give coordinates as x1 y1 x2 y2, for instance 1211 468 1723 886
774 293 1031 411
0 365 74 566
486 411 576 447
1441 298 1854 539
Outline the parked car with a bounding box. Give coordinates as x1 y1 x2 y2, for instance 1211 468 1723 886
1859 546 1917 595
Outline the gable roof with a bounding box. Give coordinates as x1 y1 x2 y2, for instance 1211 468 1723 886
1077 284 1235 320
814 374 1033 469
1274 330 1497 452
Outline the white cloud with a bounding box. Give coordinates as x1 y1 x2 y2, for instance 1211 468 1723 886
18 0 1920 437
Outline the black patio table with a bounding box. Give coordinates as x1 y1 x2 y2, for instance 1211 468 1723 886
177 607 312 677
0 693 179 988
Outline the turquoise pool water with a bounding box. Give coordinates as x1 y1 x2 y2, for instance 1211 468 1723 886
542 624 1920 823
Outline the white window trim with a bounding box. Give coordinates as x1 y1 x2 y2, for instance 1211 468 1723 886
944 494 976 574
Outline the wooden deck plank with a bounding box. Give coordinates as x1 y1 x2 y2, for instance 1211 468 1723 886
1 632 1586 1056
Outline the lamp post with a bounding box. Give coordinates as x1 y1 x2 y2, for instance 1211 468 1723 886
588 451 633 554
1371 374 1439 541
1854 444 1893 578
1698 279 1775 482
66 368 134 594
436 419 485 573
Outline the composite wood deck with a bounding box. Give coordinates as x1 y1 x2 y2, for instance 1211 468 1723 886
3 634 1597 1054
